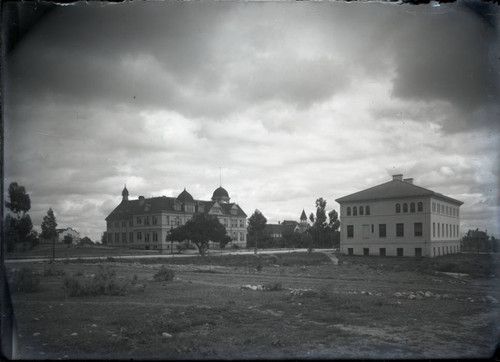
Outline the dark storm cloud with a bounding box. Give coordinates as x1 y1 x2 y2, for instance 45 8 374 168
390 2 499 132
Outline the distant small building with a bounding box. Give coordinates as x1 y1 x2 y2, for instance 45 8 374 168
57 227 81 244
335 174 463 257
264 210 309 239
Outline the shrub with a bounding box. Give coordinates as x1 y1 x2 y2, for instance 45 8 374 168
232 244 239 249
263 282 283 291
10 267 41 293
43 264 66 277
63 265 128 297
153 266 175 282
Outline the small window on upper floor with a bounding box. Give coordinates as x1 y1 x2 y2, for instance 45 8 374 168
432 202 436 212
417 202 423 212
410 202 415 213
396 204 401 213
365 206 370 215
403 203 408 213
353 207 357 216
359 206 364 215
347 207 351 216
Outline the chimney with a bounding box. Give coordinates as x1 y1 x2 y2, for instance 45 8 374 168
403 178 414 184
138 196 145 206
392 174 403 181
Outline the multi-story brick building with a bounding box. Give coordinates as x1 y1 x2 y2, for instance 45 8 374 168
335 174 463 257
105 186 247 251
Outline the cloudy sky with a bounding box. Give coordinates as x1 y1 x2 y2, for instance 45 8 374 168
4 0 499 242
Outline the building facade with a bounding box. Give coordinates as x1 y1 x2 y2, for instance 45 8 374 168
335 175 463 257
57 227 81 244
264 210 310 238
105 186 247 251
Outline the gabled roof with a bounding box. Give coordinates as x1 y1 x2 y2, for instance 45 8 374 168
106 195 247 221
335 179 463 205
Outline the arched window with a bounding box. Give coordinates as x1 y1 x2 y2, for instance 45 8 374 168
417 202 423 212
410 202 415 213
353 206 358 216
365 206 370 215
359 206 364 215
396 204 401 213
403 203 408 213
347 207 351 216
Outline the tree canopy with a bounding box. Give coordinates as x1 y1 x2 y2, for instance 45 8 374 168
5 182 31 217
41 208 58 241
168 213 231 256
248 209 267 253
4 182 34 251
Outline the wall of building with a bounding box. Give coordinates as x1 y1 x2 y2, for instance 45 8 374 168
339 197 460 257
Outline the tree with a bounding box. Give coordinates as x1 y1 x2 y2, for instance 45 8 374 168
79 236 94 245
461 229 498 253
308 198 329 248
327 209 341 248
168 213 231 256
40 208 58 260
247 210 267 254
4 182 34 251
63 234 73 247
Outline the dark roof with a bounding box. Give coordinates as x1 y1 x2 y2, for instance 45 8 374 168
264 224 283 235
122 186 129 197
300 210 307 220
335 179 463 205
212 186 229 199
106 195 247 221
177 189 194 203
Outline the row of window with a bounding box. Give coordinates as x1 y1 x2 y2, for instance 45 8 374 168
109 216 246 230
347 223 423 238
346 245 459 257
432 202 459 217
395 202 423 213
108 231 247 244
346 205 370 216
432 222 459 239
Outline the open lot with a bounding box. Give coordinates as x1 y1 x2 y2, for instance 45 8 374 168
4 252 499 360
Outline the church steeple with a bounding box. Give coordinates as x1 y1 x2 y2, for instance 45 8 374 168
122 185 129 202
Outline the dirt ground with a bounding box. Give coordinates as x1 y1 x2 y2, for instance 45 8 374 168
3 252 499 360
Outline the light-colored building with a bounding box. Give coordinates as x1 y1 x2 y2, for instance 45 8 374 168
335 174 463 257
105 186 247 251
57 227 81 244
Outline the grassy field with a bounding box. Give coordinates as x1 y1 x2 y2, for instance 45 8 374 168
4 252 499 360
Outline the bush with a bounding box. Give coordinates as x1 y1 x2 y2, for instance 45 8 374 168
153 266 175 282
62 265 129 297
43 264 66 277
9 267 41 293
263 282 283 291
232 244 239 249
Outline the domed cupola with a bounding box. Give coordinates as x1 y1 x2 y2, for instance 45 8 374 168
177 188 194 203
121 185 129 202
212 186 230 203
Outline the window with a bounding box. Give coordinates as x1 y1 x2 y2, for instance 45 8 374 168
232 232 237 241
437 204 441 214
379 224 386 238
353 207 357 216
359 206 364 215
122 233 126 243
363 248 369 256
115 233 119 243
137 217 142 225
137 232 142 241
240 232 245 241
371 224 374 233
397 248 404 257
396 204 401 213
414 223 423 237
365 206 370 215
153 216 158 225
433 222 436 238
129 232 133 243
410 202 415 213
153 232 158 242
122 221 126 227
396 223 404 237
239 219 244 227
347 207 351 216
432 202 436 212
446 206 449 215
433 247 436 257
417 202 423 212
415 248 422 257
446 224 448 238
114 221 119 228
379 248 386 256
231 209 237 215
403 203 408 213
145 217 150 226
108 233 113 244
145 233 150 242
348 248 354 256
347 225 354 238
438 223 441 238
